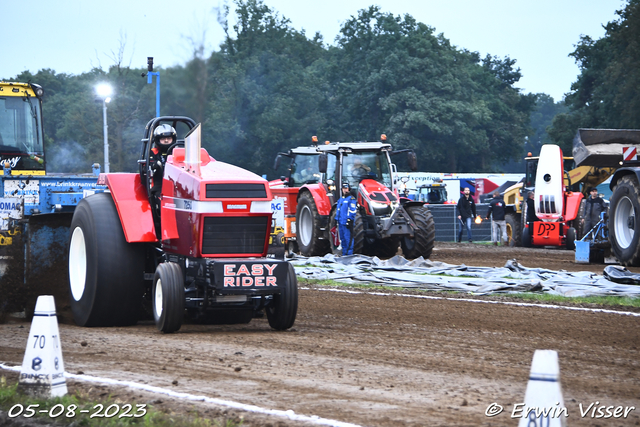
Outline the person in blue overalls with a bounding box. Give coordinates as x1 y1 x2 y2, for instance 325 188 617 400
336 182 357 255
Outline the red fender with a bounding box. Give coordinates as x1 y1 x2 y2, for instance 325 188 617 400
301 184 332 216
100 173 157 243
563 191 584 222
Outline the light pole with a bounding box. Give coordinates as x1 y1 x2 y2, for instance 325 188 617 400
95 83 113 173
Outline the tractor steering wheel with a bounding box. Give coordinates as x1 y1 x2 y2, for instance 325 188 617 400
166 141 179 155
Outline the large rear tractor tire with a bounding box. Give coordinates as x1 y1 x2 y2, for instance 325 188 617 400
68 192 145 327
266 263 298 330
350 211 366 255
400 205 435 259
152 262 185 333
505 212 522 247
296 192 330 256
609 175 640 266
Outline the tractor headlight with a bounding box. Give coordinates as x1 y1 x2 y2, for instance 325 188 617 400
370 200 392 216
251 201 272 213
370 201 388 210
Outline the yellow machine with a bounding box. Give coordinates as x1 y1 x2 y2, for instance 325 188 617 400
269 226 286 246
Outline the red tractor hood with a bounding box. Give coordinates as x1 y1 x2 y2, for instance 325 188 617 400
357 179 398 205
164 150 269 200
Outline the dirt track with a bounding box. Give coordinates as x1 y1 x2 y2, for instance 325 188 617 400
1 242 640 426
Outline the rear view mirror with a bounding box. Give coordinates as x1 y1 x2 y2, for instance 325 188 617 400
273 154 282 170
318 153 328 174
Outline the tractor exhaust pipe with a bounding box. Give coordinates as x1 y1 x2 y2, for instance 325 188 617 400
184 123 202 176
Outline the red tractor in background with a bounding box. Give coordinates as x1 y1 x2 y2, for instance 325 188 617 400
67 116 297 333
521 144 583 249
270 136 435 259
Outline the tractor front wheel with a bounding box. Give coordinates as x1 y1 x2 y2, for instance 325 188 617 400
68 193 145 327
152 262 185 333
266 263 298 330
505 212 521 247
400 205 435 259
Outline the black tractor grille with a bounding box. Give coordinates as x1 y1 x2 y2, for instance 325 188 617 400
202 216 268 255
206 183 267 199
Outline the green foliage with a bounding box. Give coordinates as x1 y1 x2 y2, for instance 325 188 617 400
510 292 640 308
549 0 640 147
328 7 535 172
299 277 640 308
4 0 537 176
205 0 329 174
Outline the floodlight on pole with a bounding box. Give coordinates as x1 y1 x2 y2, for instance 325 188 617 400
95 83 113 173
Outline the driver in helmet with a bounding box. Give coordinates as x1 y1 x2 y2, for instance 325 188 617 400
149 124 177 209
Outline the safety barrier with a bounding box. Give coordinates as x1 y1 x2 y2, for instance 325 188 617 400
428 204 493 242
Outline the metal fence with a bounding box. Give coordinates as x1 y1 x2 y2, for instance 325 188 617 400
428 204 492 242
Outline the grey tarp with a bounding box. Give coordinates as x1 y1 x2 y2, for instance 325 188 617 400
289 254 640 298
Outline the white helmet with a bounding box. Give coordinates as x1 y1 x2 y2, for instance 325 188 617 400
153 124 177 149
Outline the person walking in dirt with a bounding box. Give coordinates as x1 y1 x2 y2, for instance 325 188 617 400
582 187 606 235
336 183 357 255
486 191 507 246
457 187 476 243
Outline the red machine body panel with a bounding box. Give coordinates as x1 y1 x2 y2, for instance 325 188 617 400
563 191 584 222
357 178 397 216
268 182 300 239
268 182 299 216
531 221 563 246
101 173 158 243
160 148 273 258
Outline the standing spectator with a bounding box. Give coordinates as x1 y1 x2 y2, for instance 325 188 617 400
457 187 477 243
486 191 507 246
582 187 606 235
525 191 539 224
336 183 357 255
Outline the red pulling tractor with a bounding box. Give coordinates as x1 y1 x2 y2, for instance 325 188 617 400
67 117 297 333
269 136 435 259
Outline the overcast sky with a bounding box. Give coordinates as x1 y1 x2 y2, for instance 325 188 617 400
2 0 625 101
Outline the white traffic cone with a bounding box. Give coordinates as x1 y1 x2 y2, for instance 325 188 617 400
517 350 567 426
17 295 67 398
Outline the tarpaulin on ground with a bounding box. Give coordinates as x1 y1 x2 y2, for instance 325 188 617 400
289 254 640 298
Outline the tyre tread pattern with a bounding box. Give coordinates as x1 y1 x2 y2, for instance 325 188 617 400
69 193 145 327
153 262 185 333
401 206 436 259
296 192 330 256
266 263 298 330
610 175 640 266
506 212 522 247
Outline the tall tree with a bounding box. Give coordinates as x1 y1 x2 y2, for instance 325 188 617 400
549 0 640 148
204 0 329 175
329 7 534 172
